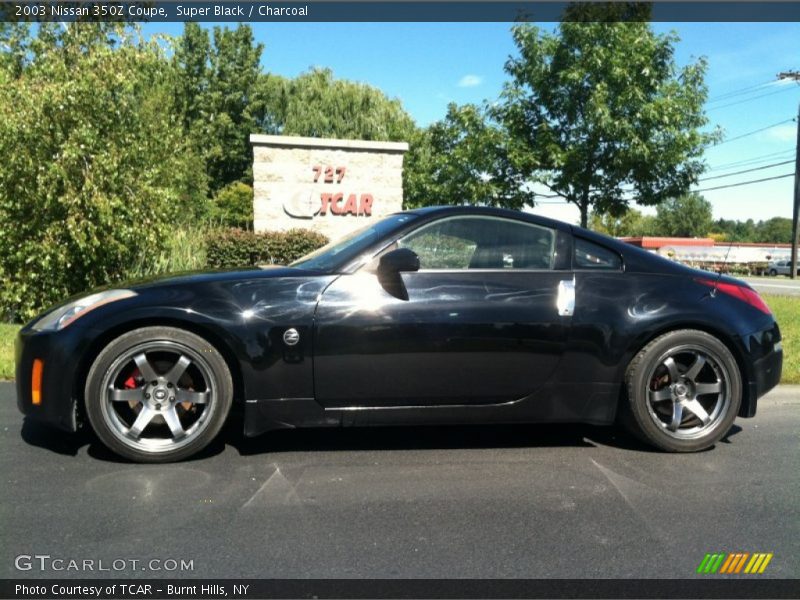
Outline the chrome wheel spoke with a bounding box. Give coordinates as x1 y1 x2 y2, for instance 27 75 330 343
129 406 155 438
176 389 209 404
133 353 159 382
668 402 684 432
682 399 711 425
165 355 192 386
649 388 673 403
684 354 706 382
662 357 680 382
109 388 143 403
696 381 722 396
163 407 186 439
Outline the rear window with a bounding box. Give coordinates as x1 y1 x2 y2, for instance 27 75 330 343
574 238 622 270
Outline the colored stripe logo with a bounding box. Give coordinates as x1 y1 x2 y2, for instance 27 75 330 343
697 552 773 574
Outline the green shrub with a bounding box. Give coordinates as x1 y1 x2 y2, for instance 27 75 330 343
128 227 209 279
0 28 207 322
210 181 254 229
206 228 329 268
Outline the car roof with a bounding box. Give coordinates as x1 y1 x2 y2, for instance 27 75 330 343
402 205 573 232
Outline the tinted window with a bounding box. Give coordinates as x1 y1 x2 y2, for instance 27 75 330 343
398 216 556 270
574 238 622 270
290 213 418 272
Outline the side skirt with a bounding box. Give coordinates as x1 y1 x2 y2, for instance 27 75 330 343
243 383 619 437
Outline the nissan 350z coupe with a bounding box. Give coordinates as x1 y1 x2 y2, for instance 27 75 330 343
16 207 783 462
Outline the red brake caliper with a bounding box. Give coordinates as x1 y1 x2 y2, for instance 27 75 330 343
123 367 140 389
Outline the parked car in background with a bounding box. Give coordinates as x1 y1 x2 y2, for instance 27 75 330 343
767 260 799 276
16 206 783 462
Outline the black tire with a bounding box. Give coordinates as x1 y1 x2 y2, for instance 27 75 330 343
85 326 233 463
621 329 741 452
769 269 778 276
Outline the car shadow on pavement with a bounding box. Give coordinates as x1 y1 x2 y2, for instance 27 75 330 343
20 412 743 461
20 416 227 463
224 420 664 456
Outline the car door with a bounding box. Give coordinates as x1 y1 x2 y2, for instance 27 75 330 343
313 215 573 408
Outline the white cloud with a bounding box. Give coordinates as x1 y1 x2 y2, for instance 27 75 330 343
457 74 483 88
765 124 797 142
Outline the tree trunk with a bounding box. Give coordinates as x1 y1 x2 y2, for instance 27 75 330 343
579 198 589 228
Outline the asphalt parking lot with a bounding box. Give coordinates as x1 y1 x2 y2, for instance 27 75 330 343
1 383 798 579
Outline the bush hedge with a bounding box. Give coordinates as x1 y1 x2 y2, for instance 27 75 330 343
206 228 329 268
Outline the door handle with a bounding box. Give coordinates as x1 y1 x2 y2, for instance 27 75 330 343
557 278 575 317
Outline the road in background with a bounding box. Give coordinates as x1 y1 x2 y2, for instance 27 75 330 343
1 384 798 579
743 276 800 297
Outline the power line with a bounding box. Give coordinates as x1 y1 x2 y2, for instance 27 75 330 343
693 172 795 193
536 169 796 202
699 160 796 181
707 86 799 111
707 80 774 103
707 148 796 171
714 118 796 145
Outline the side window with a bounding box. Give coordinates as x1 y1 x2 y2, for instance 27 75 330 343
398 216 556 270
574 238 622 270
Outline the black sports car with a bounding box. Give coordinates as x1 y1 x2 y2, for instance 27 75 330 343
16 206 783 462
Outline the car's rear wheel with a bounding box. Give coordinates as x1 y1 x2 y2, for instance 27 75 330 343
769 269 778 276
85 327 233 463
622 329 741 452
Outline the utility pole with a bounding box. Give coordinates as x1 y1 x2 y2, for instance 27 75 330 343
777 71 800 279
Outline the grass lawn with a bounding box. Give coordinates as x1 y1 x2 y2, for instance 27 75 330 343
0 323 18 380
764 294 799 384
0 293 797 382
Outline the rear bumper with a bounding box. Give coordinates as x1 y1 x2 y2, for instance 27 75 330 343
738 322 783 418
15 326 82 432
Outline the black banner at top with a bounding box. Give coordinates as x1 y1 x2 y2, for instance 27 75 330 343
3 1 800 23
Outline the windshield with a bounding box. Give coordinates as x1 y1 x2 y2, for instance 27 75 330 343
289 213 419 272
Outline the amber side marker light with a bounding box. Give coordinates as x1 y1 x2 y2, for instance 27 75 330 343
31 359 43 405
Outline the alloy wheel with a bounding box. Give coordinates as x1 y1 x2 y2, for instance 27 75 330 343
645 344 732 440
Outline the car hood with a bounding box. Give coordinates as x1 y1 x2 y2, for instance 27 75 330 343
123 264 320 291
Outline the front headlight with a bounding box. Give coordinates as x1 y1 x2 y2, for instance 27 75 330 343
32 289 137 331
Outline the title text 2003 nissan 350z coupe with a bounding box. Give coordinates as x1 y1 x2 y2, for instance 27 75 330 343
16 207 783 462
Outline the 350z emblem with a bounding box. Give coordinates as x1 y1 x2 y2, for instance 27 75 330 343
282 328 300 346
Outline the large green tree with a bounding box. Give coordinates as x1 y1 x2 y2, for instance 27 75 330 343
173 23 263 192
260 67 415 141
0 24 205 320
655 193 713 238
499 9 718 227
403 103 535 209
589 208 657 237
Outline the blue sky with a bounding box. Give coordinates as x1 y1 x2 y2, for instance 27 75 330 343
148 21 800 223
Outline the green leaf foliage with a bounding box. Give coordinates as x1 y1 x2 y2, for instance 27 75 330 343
403 103 535 209
589 208 658 237
173 23 264 193
499 13 719 226
0 24 207 321
655 193 713 238
260 67 416 142
210 181 254 229
206 228 329 268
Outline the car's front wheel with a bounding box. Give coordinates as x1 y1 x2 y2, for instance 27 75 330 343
769 269 778 276
622 329 741 452
85 327 233 463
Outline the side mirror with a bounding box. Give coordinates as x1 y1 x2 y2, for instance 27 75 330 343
378 248 420 276
377 248 419 300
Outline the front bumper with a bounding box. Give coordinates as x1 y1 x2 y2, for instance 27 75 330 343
15 326 86 432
